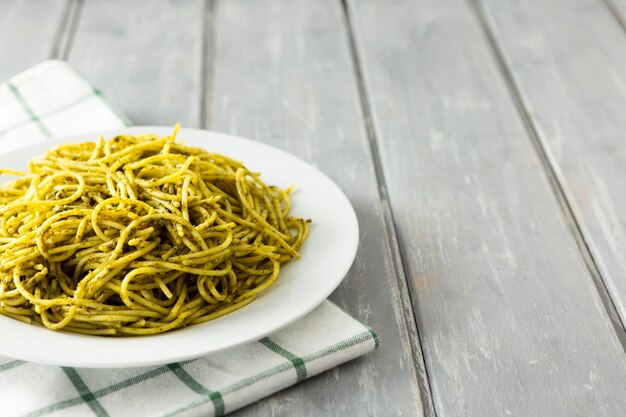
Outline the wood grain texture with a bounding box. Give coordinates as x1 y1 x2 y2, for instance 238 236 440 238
349 0 626 415
210 0 425 416
478 0 626 346
0 0 69 80
68 0 205 127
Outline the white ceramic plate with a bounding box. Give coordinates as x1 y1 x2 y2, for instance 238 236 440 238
0 127 359 368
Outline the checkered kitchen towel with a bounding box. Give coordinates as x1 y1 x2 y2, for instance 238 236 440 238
0 60 378 417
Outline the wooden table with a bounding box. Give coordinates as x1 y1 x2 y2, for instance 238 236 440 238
4 0 626 415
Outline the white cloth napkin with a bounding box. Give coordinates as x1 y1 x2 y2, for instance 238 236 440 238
0 60 378 417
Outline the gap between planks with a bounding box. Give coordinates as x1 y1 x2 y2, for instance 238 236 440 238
52 0 216 129
51 0 84 60
467 0 626 353
200 0 216 129
341 1 438 416
603 0 626 34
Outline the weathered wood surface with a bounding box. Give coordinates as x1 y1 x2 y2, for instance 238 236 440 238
0 0 70 80
210 1 427 416
68 0 205 127
477 0 626 336
348 0 626 415
9 0 626 415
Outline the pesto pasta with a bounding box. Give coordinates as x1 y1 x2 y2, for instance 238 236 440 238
0 125 310 335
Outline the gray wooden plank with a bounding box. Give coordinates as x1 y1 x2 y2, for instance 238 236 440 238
210 0 426 416
478 0 626 354
0 0 70 80
348 0 626 416
68 0 205 127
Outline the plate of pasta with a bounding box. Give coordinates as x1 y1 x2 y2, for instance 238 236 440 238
0 126 359 367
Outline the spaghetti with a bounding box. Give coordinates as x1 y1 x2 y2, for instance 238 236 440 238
0 125 310 335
